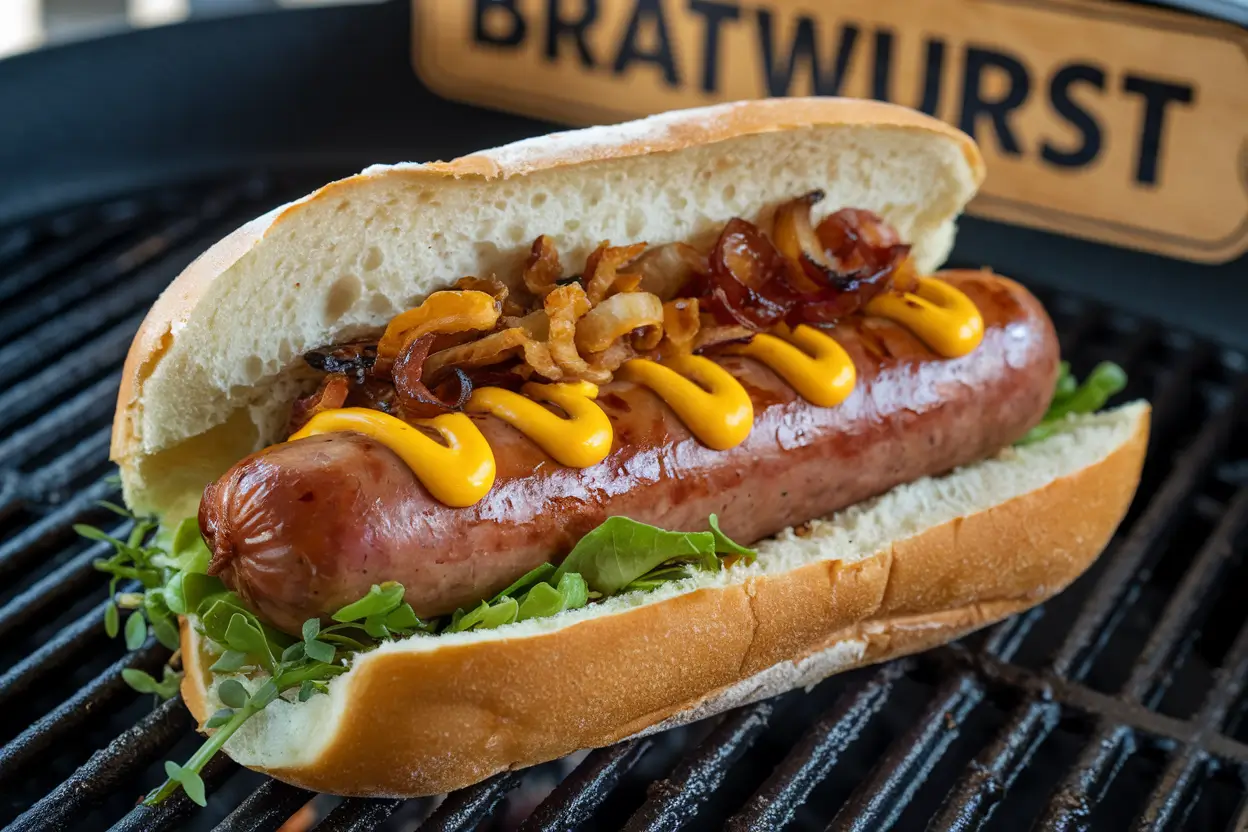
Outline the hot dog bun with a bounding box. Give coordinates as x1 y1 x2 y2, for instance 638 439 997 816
113 98 1146 799
179 400 1147 797
110 97 984 521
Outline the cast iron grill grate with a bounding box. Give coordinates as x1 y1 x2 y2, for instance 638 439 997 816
1 177 1246 831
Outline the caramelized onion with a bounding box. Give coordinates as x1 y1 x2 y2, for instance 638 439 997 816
889 256 920 296
392 335 473 419
513 309 550 340
819 207 901 250
701 218 791 329
630 243 706 301
453 275 508 302
375 290 501 375
295 202 917 431
584 242 647 305
773 191 836 291
659 298 700 351
345 377 401 414
790 207 913 320
817 208 917 295
697 199 917 328
575 291 664 354
585 339 636 376
424 327 529 379
288 373 350 434
518 338 563 381
522 235 563 298
631 320 664 352
693 324 755 353
302 342 377 383
545 283 606 382
612 274 643 294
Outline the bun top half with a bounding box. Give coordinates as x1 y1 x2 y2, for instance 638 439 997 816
111 97 985 520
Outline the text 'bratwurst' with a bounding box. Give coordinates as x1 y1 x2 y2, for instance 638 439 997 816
200 270 1057 634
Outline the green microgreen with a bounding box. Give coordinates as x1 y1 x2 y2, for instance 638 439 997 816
204 709 234 729
124 610 147 651
121 666 182 700
216 679 249 709
209 650 248 673
163 761 206 807
94 508 757 809
303 638 335 664
490 563 557 603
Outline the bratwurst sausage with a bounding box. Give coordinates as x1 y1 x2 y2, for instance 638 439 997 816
200 271 1059 634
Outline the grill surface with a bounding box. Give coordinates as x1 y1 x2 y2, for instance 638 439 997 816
2 176 1246 831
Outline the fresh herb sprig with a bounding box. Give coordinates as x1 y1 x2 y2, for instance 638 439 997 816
82 509 191 702
143 579 430 806
83 509 430 806
1020 361 1128 445
89 511 756 806
122 666 182 699
79 512 167 644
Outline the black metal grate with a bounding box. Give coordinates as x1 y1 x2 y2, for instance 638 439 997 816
2 179 1247 832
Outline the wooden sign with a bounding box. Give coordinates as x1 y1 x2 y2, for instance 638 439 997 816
413 0 1248 264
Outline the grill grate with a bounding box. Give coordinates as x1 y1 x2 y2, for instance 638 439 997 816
2 178 1247 831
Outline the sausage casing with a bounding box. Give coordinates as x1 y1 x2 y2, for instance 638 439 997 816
200 272 1059 633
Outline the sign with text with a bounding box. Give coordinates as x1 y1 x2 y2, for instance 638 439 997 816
413 0 1248 263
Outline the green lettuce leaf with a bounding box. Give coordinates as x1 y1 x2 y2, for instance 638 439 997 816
517 572 590 621
553 517 718 596
1020 361 1127 445
449 596 520 632
622 563 695 593
168 517 212 573
331 582 405 623
709 514 756 563
491 563 557 603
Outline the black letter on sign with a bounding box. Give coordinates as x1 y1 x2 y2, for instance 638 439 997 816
689 0 740 94
959 46 1030 156
1042 64 1104 168
613 0 681 87
917 39 945 116
546 0 598 67
1122 74 1195 186
475 0 526 48
872 29 894 102
756 10 859 97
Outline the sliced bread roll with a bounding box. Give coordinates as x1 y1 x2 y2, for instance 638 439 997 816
180 401 1148 797
116 97 1144 799
110 97 984 520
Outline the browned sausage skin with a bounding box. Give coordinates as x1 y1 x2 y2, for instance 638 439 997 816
200 271 1059 634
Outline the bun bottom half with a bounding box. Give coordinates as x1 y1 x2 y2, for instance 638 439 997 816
180 402 1149 797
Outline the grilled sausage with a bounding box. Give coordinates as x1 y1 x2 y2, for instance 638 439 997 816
199 271 1059 634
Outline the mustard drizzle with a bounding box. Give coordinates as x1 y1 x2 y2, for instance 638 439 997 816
466 381 613 468
285 276 984 505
